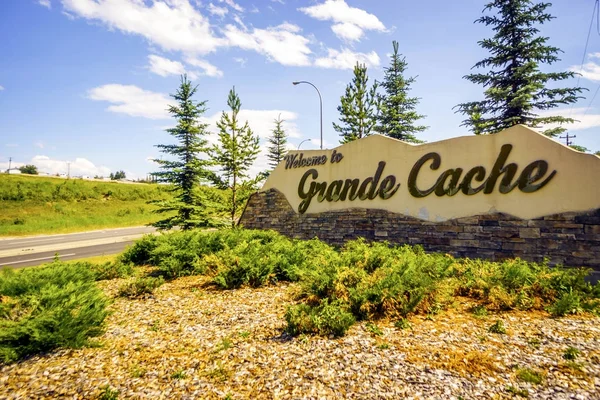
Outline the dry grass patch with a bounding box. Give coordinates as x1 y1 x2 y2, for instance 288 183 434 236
406 348 503 377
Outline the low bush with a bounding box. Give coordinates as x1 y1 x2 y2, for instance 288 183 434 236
285 299 355 337
0 262 109 363
548 289 583 317
118 276 164 298
516 367 544 384
88 261 134 281
121 228 600 337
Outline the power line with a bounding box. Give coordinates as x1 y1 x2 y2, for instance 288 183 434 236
583 84 600 117
570 0 600 117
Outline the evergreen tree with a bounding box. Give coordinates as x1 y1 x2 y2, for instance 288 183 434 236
211 87 260 227
110 170 126 180
456 0 584 136
267 115 288 168
376 41 426 143
151 75 214 230
333 63 378 144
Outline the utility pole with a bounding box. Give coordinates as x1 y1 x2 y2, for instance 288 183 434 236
7 157 11 173
559 132 576 147
67 162 71 179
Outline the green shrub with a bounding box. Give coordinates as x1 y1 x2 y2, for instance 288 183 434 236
118 228 600 338
120 234 161 265
88 261 134 281
394 318 412 330
548 289 582 316
0 262 109 363
488 320 506 334
516 367 543 384
98 385 119 400
471 305 488 317
563 346 580 360
118 276 164 298
285 299 355 337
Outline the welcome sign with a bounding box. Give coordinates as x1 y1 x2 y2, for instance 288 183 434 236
261 125 600 222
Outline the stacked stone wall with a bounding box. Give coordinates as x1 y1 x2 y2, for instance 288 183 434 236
239 189 600 269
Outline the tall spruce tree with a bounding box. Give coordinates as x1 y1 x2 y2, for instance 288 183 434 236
267 115 288 168
211 87 260 227
333 63 378 143
151 75 214 230
376 41 426 143
456 0 584 136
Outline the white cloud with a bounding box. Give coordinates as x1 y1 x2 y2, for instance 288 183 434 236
38 0 51 9
61 0 223 54
233 57 247 67
207 3 228 17
0 85 4 91
202 109 302 140
219 0 244 13
184 57 224 77
538 107 600 131
34 156 112 177
0 156 112 178
61 0 314 67
87 84 170 120
315 48 380 69
331 22 364 42
233 14 247 30
86 83 305 147
223 23 312 66
570 60 600 82
34 141 45 149
147 54 198 79
299 0 385 42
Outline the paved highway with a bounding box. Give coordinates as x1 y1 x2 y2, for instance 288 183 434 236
0 226 156 269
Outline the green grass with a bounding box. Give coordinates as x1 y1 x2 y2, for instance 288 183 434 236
0 174 172 236
516 367 544 384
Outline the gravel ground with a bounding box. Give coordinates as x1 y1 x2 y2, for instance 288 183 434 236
1 275 599 400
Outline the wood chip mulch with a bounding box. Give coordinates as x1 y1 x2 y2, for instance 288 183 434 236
1 275 599 399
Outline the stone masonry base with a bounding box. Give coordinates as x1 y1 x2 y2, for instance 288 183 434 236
239 189 600 269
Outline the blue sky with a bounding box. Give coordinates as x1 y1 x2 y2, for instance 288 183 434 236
0 0 598 179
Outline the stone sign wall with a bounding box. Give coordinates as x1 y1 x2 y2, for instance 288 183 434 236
239 126 600 268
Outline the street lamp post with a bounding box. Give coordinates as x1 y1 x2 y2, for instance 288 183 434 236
292 81 323 150
297 138 313 150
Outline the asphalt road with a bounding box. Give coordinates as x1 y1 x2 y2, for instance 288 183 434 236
0 226 156 269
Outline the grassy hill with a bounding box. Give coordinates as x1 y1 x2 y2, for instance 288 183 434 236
0 175 171 236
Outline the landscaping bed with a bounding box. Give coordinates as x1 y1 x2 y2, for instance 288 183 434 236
1 274 599 399
2 229 599 399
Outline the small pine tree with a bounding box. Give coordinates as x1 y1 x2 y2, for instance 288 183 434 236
376 41 426 143
333 63 378 144
151 75 214 230
267 115 288 168
455 0 584 136
211 87 260 227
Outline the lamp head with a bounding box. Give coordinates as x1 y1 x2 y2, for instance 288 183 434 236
292 81 300 85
